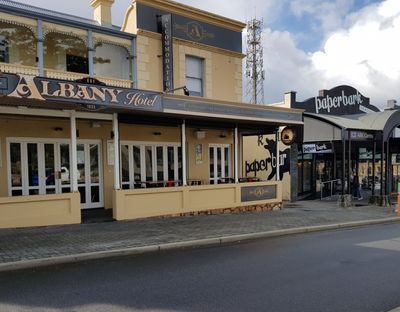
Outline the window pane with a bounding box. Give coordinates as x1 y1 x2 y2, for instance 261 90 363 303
60 144 70 185
44 144 55 186
77 145 85 184
0 21 37 66
133 146 141 181
145 146 153 181
121 145 129 182
78 186 86 204
156 146 163 181
12 190 22 196
10 143 22 187
167 146 174 180
91 186 100 203
217 147 222 178
29 189 39 195
44 32 88 73
186 77 202 93
27 143 38 187
178 147 182 181
90 144 99 184
186 56 202 78
224 147 229 177
93 42 131 80
209 147 214 178
186 56 203 97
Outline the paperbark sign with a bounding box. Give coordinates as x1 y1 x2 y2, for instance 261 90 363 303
293 85 380 115
0 73 162 112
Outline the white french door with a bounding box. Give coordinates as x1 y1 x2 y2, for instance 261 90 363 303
7 138 103 209
76 141 103 209
7 139 72 197
209 144 231 184
120 141 181 188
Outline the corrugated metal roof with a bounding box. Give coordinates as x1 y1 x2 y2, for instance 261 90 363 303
0 0 123 33
305 111 397 131
359 109 398 129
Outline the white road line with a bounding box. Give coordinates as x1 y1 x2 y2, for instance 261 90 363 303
357 237 400 252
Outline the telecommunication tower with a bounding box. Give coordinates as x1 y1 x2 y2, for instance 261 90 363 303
245 18 265 104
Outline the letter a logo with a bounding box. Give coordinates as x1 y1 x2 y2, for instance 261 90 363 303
9 74 44 100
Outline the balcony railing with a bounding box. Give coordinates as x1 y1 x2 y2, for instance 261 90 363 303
0 63 132 89
96 76 132 88
0 63 39 76
44 68 88 81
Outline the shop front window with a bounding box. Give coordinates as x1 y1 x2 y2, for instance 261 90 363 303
0 21 37 66
93 42 131 80
392 154 400 193
44 32 88 73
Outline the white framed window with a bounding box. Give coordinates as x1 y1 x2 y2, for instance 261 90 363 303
186 55 203 97
120 141 182 189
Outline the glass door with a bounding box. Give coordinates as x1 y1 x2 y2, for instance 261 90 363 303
209 144 231 184
77 141 103 209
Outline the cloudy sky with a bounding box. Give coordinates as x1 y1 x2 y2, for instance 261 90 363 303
13 0 400 109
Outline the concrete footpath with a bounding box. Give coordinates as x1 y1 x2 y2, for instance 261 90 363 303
0 200 399 272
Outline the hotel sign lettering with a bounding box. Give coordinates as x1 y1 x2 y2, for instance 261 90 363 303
1 74 162 112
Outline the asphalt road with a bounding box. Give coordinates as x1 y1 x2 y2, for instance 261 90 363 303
1 223 400 312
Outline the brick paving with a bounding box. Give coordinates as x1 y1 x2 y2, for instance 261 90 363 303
0 200 397 264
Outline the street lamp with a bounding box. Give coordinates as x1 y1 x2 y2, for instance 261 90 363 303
164 86 190 96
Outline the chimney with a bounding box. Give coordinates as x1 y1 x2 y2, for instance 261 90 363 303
90 0 114 26
284 91 296 108
386 99 398 110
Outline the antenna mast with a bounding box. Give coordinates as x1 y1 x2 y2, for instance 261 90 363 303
245 18 264 104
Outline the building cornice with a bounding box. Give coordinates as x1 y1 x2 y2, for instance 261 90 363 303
134 0 246 32
137 29 245 59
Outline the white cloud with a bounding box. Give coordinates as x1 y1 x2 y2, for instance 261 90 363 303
257 29 320 103
309 0 400 107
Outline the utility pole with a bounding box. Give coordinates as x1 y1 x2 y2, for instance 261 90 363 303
245 18 264 104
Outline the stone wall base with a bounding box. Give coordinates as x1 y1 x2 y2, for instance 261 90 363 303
369 195 391 207
167 202 282 218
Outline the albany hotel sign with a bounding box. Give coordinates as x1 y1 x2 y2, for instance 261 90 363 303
0 73 162 112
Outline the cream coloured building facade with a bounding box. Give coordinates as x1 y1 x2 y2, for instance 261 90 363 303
0 0 303 228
